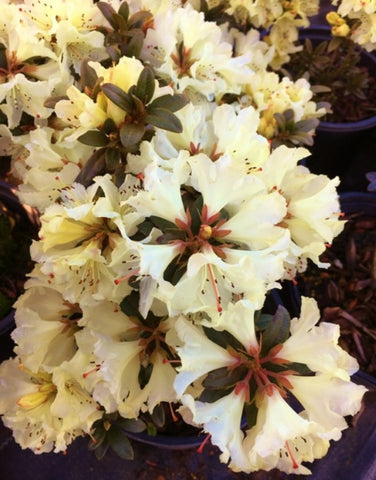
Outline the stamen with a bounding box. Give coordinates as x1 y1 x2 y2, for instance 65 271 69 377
168 402 178 422
207 264 222 312
82 365 101 378
285 440 299 469
197 433 211 454
114 269 140 285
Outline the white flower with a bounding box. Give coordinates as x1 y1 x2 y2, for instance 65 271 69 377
0 357 101 453
277 297 359 377
255 145 344 275
12 282 79 373
128 152 288 314
141 4 253 99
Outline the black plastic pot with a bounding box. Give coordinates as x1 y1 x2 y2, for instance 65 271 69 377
295 27 376 192
0 181 38 361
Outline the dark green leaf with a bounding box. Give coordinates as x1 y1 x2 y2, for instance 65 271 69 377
145 108 183 133
149 94 188 112
44 95 69 109
118 2 130 21
105 148 121 171
138 362 153 389
103 118 117 134
120 291 142 318
117 417 146 433
123 30 144 58
134 218 154 238
150 403 165 428
244 402 258 429
149 215 178 232
146 422 157 436
255 313 273 331
119 123 145 149
74 149 106 187
78 130 108 147
101 83 134 113
88 424 107 450
80 58 99 90
261 305 291 355
135 67 155 104
202 366 247 389
202 326 244 351
110 12 128 31
93 439 110 460
128 10 153 29
96 2 118 29
198 387 233 403
108 426 134 460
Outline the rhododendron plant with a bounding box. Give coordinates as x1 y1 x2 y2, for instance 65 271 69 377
0 0 367 476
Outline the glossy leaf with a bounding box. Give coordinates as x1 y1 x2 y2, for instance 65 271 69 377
118 2 130 22
202 366 247 389
119 122 145 148
108 426 134 460
244 401 258 430
96 2 118 29
150 403 165 428
261 305 291 355
105 148 121 171
135 67 155 104
145 108 183 133
138 363 153 390
74 149 106 187
149 94 188 112
101 83 134 114
198 387 233 403
78 130 108 147
123 30 144 58
80 58 98 90
120 291 142 318
117 417 146 433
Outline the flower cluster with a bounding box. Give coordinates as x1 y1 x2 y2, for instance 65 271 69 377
0 0 367 476
328 0 376 51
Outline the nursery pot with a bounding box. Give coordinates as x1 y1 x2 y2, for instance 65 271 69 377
297 27 376 191
0 181 38 361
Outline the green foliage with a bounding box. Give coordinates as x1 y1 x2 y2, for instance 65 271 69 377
283 37 376 122
89 412 146 460
271 109 320 148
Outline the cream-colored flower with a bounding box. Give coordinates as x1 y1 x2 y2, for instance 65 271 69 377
128 152 288 314
255 145 344 276
0 356 101 453
277 297 358 377
12 281 79 373
141 4 253 100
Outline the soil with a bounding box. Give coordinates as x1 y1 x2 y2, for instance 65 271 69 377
297 211 376 376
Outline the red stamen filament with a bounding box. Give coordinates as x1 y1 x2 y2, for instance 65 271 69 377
114 269 140 285
207 264 222 312
168 402 178 422
285 440 299 469
82 365 100 378
197 433 211 454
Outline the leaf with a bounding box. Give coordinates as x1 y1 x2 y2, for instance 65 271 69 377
127 10 153 29
120 291 142 318
105 148 121 171
149 94 188 112
101 83 134 114
80 58 98 90
108 426 134 460
135 67 155 104
74 149 106 187
78 130 108 147
43 95 69 109
117 417 146 433
103 117 117 134
198 387 233 403
149 215 178 232
150 403 165 428
202 366 247 389
93 439 110 460
96 2 118 29
138 362 153 389
119 122 145 149
123 30 144 58
244 402 258 430
145 108 183 133
255 313 273 331
118 2 130 22
261 305 291 355
202 326 244 351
